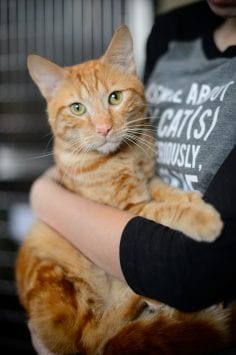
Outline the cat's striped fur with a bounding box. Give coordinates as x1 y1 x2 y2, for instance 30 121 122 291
16 26 235 354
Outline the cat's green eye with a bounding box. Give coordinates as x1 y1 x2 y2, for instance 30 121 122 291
108 91 123 105
70 102 86 116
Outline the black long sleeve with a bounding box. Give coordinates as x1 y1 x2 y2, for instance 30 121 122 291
120 147 236 312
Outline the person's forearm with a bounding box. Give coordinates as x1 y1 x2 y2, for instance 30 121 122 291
30 177 134 280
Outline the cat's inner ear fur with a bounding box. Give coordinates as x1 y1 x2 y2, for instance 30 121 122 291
27 55 66 99
101 25 136 75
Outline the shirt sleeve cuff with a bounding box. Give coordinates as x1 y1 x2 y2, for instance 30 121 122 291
119 216 167 296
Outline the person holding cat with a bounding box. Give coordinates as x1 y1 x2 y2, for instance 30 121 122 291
28 0 236 353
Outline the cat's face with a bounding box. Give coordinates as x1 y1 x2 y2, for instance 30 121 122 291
28 26 146 155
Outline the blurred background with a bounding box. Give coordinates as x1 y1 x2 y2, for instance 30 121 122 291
0 0 197 352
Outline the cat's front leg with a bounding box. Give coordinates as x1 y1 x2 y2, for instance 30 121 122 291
138 199 223 242
149 177 202 204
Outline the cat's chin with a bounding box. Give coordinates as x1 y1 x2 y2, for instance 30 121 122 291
96 141 121 155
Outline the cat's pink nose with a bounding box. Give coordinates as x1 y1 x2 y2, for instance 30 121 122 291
96 124 112 137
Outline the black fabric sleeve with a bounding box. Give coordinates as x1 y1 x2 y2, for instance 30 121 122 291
120 147 236 312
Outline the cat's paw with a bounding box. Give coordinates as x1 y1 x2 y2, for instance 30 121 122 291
185 191 202 203
179 203 223 242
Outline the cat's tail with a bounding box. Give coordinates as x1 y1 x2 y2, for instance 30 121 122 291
102 303 236 355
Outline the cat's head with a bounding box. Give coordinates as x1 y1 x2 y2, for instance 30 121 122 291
27 25 146 155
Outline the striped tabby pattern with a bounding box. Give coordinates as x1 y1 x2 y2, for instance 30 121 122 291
16 26 235 354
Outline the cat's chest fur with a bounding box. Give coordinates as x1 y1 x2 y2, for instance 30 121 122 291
55 140 155 210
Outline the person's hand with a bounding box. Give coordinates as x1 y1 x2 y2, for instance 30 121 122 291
28 323 56 355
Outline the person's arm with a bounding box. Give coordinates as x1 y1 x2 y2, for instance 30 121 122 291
30 147 236 312
30 168 134 281
120 147 236 311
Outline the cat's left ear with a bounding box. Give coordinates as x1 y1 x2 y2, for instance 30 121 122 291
101 25 136 75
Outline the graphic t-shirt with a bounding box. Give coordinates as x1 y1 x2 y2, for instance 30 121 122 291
120 1 236 315
145 13 236 193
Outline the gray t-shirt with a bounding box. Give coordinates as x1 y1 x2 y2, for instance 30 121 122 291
146 38 236 193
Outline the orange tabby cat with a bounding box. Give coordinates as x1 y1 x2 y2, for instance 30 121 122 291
16 26 236 354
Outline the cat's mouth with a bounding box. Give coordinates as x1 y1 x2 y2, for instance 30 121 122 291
96 138 122 155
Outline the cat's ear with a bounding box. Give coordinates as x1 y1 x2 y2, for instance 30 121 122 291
101 25 136 74
27 55 66 99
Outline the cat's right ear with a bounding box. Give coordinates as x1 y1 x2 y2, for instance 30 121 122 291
101 25 136 75
27 55 66 99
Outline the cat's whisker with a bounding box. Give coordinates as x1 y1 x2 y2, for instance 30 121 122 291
124 133 156 155
41 131 53 139
114 130 154 143
127 114 159 123
126 116 151 125
57 141 90 183
126 131 155 142
114 125 154 138
26 151 54 160
44 134 54 150
136 100 157 108
135 138 156 154
60 156 80 184
122 137 133 150
128 122 161 135
123 135 150 157
118 130 153 143
125 127 155 135
125 125 155 132
123 132 155 156
127 122 155 127
115 125 155 140
68 136 93 150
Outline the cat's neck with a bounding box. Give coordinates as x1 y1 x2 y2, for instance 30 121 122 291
53 139 126 190
54 140 107 172
53 130 155 194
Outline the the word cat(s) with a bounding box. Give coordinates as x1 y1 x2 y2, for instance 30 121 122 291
16 26 236 354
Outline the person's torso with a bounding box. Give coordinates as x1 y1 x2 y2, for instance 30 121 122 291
146 34 236 193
